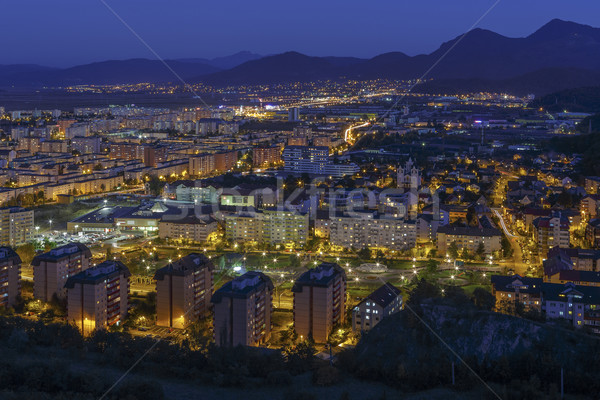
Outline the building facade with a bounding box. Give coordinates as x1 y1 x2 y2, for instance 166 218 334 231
437 226 502 255
65 260 131 335
292 263 346 343
327 212 417 251
0 247 21 308
211 271 273 347
0 207 34 247
154 253 214 329
533 212 570 256
158 215 218 243
32 242 92 301
352 284 402 332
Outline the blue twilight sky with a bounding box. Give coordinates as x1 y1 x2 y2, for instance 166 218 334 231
1 0 599 67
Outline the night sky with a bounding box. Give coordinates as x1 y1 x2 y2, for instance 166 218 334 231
2 0 599 67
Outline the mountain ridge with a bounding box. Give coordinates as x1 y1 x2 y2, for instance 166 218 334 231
2 19 600 94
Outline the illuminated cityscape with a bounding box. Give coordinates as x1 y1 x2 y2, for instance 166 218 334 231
1 2 600 399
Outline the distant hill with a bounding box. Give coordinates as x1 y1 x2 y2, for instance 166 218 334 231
530 86 600 113
199 51 344 85
0 59 221 86
3 19 600 94
195 19 600 91
413 68 600 96
0 64 59 86
176 51 263 69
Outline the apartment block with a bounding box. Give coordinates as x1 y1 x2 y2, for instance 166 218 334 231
282 145 359 178
262 209 308 247
253 145 281 167
292 263 346 343
0 247 21 308
211 271 273 347
189 154 215 177
32 242 92 301
154 253 214 329
532 212 570 256
214 151 238 173
224 209 309 248
65 260 131 335
0 207 34 247
436 225 502 255
327 212 417 251
158 215 218 243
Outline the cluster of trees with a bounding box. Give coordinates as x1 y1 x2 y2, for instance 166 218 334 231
0 314 322 397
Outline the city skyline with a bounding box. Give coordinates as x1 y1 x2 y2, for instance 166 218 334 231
2 0 600 66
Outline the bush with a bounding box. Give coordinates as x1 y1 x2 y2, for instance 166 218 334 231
114 378 165 400
283 390 316 400
266 370 293 386
312 365 342 387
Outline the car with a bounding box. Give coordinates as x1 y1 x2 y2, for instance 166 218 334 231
137 326 149 331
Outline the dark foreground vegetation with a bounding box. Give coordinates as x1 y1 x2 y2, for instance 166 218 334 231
1 280 598 399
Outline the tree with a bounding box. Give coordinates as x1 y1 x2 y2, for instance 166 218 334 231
448 241 459 259
425 259 439 274
471 287 496 310
475 242 485 260
407 278 440 306
556 191 573 208
357 247 372 260
460 247 472 260
501 236 513 258
466 206 478 226
16 243 36 264
147 175 163 196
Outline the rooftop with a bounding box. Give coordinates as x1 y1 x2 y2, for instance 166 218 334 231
211 271 273 302
65 260 130 288
31 242 91 266
154 253 214 280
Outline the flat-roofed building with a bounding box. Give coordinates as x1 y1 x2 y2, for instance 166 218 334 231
0 247 21 308
154 253 214 329
32 242 92 301
437 225 502 255
292 263 346 343
158 215 218 243
65 260 131 335
0 207 34 247
253 145 281 167
328 212 417 251
224 209 309 249
211 271 273 347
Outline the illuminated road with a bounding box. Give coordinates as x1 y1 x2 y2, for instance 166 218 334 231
344 121 370 142
493 209 516 238
493 209 528 275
